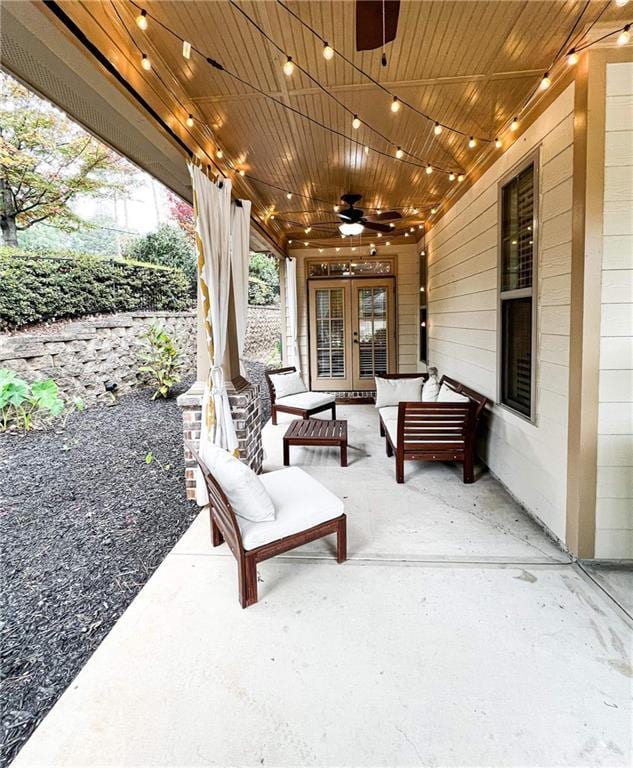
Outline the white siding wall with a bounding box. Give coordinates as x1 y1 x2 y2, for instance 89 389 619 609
425 85 576 542
595 62 633 559
286 244 420 382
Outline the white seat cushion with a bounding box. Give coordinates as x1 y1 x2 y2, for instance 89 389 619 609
238 467 343 550
379 406 399 421
276 391 335 410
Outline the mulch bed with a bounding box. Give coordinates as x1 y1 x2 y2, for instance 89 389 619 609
0 380 199 767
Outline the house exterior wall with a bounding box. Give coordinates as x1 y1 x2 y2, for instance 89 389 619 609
595 61 633 558
285 243 421 384
424 84 576 543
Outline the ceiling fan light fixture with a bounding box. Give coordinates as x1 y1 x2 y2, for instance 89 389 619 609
339 222 364 236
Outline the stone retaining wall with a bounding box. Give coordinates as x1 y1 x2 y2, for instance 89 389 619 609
0 306 281 405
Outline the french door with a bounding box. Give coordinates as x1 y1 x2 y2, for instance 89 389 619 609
309 278 396 391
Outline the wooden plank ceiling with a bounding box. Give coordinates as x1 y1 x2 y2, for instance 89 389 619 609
51 0 631 250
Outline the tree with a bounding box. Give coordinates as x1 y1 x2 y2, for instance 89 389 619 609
0 73 129 246
125 224 197 295
249 252 279 305
166 191 195 238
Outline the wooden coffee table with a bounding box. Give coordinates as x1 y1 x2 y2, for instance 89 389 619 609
283 419 348 467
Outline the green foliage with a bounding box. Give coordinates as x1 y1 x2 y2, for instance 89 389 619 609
20 216 122 258
248 252 279 305
138 324 182 400
0 369 65 431
125 224 196 295
0 247 191 330
0 73 132 245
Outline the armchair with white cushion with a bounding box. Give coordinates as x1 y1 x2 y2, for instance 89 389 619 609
265 366 336 425
187 441 346 608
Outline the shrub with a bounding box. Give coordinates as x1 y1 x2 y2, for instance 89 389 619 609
125 224 196 295
0 248 191 330
0 369 64 431
249 252 279 305
138 324 182 399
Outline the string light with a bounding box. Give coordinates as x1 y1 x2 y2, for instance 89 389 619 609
449 172 455 181
239 169 245 176
136 9 148 30
510 117 519 131
404 232 409 237
323 42 334 60
286 192 292 199
216 148 223 159
431 207 437 214
283 56 294 76
615 0 629 6
141 53 151 70
333 205 339 212
395 147 404 159
495 137 502 149
426 165 433 175
305 227 311 233
186 114 194 127
389 223 395 228
386 241 391 246
457 174 464 182
377 233 382 238
540 72 551 90
182 40 191 59
390 96 401 113
352 114 361 130
364 145 369 154
567 49 578 66
468 136 477 149
617 25 630 45
433 123 442 136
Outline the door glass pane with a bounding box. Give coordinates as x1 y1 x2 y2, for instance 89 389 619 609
315 288 346 378
501 297 532 417
357 287 388 379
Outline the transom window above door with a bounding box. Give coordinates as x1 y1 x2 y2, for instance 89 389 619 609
307 258 394 278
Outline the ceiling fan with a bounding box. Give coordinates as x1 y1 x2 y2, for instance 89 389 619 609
356 0 400 65
336 194 401 236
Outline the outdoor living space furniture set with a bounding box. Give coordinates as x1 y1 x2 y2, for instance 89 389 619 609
188 367 487 607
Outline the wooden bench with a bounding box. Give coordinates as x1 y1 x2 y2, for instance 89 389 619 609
379 375 488 484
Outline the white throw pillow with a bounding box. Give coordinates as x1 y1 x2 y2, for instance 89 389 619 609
422 376 440 402
269 370 307 399
374 376 425 408
199 443 275 522
437 382 470 403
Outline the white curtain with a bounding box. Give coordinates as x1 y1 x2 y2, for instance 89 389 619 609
189 163 238 474
285 257 300 372
230 199 252 374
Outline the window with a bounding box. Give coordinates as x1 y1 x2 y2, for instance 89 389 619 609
419 247 428 363
307 258 394 278
499 160 536 419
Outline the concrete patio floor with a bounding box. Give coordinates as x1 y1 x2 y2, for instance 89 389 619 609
12 405 633 767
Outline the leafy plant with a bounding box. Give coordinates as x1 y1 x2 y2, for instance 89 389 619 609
0 369 65 431
125 224 196 296
138 325 182 400
248 252 279 305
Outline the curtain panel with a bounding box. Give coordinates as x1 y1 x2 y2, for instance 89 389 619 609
285 257 301 372
230 200 252 374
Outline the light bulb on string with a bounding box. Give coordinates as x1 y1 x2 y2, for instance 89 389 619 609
286 192 292 200
449 172 456 181
389 222 395 228
283 56 294 76
323 42 334 60
540 72 551 90
216 148 223 159
352 114 361 130
495 138 502 149
333 205 339 212
468 136 477 149
431 207 437 214
364 145 369 155
136 9 148 30
182 41 192 60
239 169 245 176
426 165 433 175
391 96 401 113
395 147 404 159
510 117 519 132
615 0 629 7
617 25 630 46
305 227 311 234
567 49 578 66
186 114 194 128
433 123 442 136
457 174 464 182
141 54 151 71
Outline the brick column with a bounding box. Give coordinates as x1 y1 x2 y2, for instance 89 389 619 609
177 380 263 502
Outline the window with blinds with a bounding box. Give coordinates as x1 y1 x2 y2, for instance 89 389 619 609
499 160 536 420
357 287 388 379
315 288 345 378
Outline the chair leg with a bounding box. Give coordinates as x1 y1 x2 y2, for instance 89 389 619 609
463 454 475 484
245 555 258 607
396 454 405 484
331 402 337 420
336 517 347 563
271 406 278 426
379 420 385 437
386 438 393 457
211 514 224 547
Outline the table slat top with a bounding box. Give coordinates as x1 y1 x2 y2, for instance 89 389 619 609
284 419 347 442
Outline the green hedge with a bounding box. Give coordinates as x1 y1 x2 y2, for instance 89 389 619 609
0 248 192 330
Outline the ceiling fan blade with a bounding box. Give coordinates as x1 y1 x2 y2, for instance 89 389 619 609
362 220 392 233
365 210 402 222
356 0 400 52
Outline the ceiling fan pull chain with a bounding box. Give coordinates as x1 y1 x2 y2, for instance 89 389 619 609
381 0 387 66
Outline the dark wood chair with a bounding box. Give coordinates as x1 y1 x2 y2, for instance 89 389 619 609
380 375 488 484
186 441 347 608
265 366 336 425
